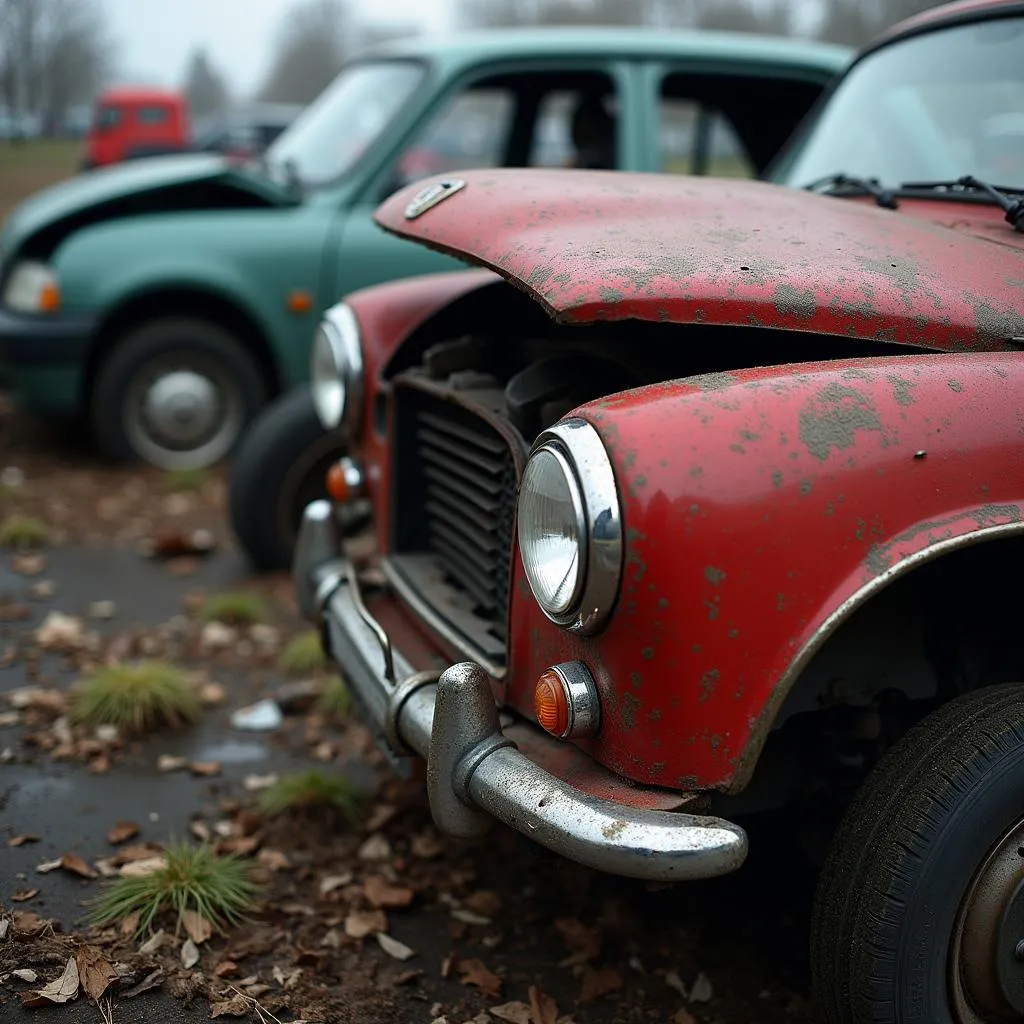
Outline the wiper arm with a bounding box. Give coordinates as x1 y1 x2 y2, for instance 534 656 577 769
899 177 1024 233
804 173 899 210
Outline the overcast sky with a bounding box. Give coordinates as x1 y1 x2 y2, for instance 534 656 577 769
101 0 452 96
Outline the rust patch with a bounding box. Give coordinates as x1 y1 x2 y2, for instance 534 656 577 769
798 382 887 462
948 379 964 393
620 692 641 731
699 669 720 703
773 282 816 321
887 373 917 407
704 566 726 587
686 371 739 392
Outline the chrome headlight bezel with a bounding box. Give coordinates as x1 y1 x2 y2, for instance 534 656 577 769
311 302 363 434
517 418 623 635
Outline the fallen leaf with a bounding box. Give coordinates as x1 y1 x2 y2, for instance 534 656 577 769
120 967 164 998
75 946 118 1002
11 968 38 983
345 909 386 938
319 872 352 895
375 932 416 961
257 848 291 872
0 920 8 940
157 754 187 772
459 958 502 999
188 760 222 777
670 1011 697 1024
120 856 167 878
7 834 40 847
411 830 444 860
529 986 558 1024
189 820 211 842
107 821 139 845
451 908 491 926
555 917 602 966
665 970 688 997
214 961 239 978
490 1001 532 1024
11 888 39 902
272 965 302 989
36 857 62 874
22 956 79 1007
199 681 227 706
243 772 278 792
689 972 713 1003
120 910 141 936
364 803 398 831
13 553 46 576
210 994 252 1017
357 832 391 862
12 910 50 937
181 909 212 945
138 931 168 955
181 937 200 969
580 966 623 1003
364 874 414 909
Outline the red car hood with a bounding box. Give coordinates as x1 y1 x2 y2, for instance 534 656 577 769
374 169 1024 351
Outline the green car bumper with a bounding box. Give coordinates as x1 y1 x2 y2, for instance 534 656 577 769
0 308 94 414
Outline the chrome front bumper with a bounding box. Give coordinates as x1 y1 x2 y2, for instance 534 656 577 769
294 500 748 882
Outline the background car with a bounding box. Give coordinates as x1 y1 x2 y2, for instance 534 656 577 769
0 28 848 498
191 103 304 161
82 87 191 169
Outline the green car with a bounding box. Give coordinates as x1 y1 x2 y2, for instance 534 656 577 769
0 28 848 475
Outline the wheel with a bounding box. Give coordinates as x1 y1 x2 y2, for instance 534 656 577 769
812 684 1024 1024
228 386 362 572
90 318 268 469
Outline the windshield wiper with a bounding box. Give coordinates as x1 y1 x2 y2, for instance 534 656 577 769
898 176 1024 233
804 173 899 210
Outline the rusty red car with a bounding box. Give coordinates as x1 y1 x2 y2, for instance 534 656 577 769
292 2 1024 1020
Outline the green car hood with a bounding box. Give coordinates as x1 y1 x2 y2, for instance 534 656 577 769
0 154 296 260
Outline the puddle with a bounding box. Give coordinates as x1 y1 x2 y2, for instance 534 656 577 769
4 773 76 807
191 739 269 764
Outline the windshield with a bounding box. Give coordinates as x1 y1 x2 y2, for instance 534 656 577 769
266 60 424 187
775 16 1024 190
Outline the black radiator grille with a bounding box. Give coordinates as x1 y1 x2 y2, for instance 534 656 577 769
393 389 517 642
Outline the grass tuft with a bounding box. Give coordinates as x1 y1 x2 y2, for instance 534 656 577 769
278 631 326 676
71 661 201 733
200 591 267 626
163 467 208 493
0 514 49 550
316 676 352 723
90 842 259 937
258 769 363 822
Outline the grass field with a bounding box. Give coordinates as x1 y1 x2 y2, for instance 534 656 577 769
0 139 82 221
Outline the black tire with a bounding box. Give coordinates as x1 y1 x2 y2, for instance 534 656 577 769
228 386 350 572
812 683 1024 1024
90 318 268 469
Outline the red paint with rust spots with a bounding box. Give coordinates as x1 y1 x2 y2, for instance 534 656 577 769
344 269 500 550
498 352 1023 791
374 171 1024 348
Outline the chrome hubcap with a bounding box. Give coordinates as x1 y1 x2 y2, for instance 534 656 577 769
142 371 219 447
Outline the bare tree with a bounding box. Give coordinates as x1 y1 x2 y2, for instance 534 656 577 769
258 0 350 104
0 0 111 135
694 0 794 35
183 49 229 120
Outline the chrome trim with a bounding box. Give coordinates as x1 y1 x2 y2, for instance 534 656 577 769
734 520 1024 790
520 418 623 635
295 502 748 881
345 560 394 684
311 302 364 435
548 662 601 739
382 557 507 680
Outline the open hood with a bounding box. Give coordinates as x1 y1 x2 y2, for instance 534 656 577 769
0 153 296 261
374 169 1024 351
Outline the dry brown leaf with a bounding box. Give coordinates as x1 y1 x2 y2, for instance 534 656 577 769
364 874 414 909
490 1001 532 1024
138 931 168 955
364 803 398 831
157 754 188 772
120 856 167 878
75 946 118 1002
555 917 602 966
21 956 79 1007
188 760 222 777
375 932 415 961
579 966 623 1003
344 909 386 939
11 888 39 902
464 890 502 917
210 994 252 1017
120 910 141 936
7 834 40 847
120 967 164 998
357 832 391 862
257 848 291 872
12 910 50 938
214 961 239 978
11 969 38 983
181 937 200 969
459 958 502 999
529 985 558 1024
319 872 352 895
181 909 212 945
60 852 98 879
410 830 444 860
107 821 139 845
112 841 165 865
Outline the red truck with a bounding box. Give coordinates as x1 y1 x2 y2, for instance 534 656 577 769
294 1 1024 1020
83 88 189 169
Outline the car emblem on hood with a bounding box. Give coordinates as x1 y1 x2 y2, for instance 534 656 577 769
404 178 466 220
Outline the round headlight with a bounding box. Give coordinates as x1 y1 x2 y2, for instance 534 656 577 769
517 419 623 635
310 303 363 432
518 447 586 616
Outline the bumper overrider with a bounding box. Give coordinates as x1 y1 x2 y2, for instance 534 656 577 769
293 499 748 882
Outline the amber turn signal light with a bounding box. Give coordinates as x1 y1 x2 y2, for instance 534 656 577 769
39 281 61 312
326 457 365 504
533 662 601 740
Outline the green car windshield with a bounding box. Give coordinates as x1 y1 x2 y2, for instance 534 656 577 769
265 60 424 188
774 15 1024 191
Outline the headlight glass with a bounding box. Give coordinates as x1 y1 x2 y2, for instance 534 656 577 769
2 261 60 313
310 302 363 433
518 446 585 616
